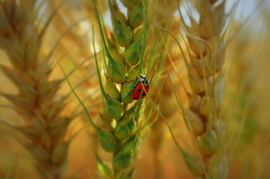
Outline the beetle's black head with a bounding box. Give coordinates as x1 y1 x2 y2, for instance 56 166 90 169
139 74 148 84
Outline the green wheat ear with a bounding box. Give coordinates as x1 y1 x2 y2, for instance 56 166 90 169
90 0 151 178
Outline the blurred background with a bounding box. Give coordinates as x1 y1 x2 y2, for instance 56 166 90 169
0 0 270 178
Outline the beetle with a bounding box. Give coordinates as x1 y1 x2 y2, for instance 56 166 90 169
131 74 149 100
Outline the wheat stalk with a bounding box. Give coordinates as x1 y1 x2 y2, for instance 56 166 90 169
0 1 74 178
178 0 228 178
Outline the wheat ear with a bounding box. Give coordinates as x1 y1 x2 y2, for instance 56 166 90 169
0 1 73 178
92 0 148 178
180 0 228 178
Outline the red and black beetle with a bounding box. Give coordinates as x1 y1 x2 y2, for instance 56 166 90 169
131 74 149 100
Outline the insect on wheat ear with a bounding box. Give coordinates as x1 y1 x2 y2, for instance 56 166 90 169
131 74 149 100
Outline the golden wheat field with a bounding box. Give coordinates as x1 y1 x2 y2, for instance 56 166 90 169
0 0 270 179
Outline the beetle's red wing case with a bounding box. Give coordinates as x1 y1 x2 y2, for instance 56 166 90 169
131 84 149 100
